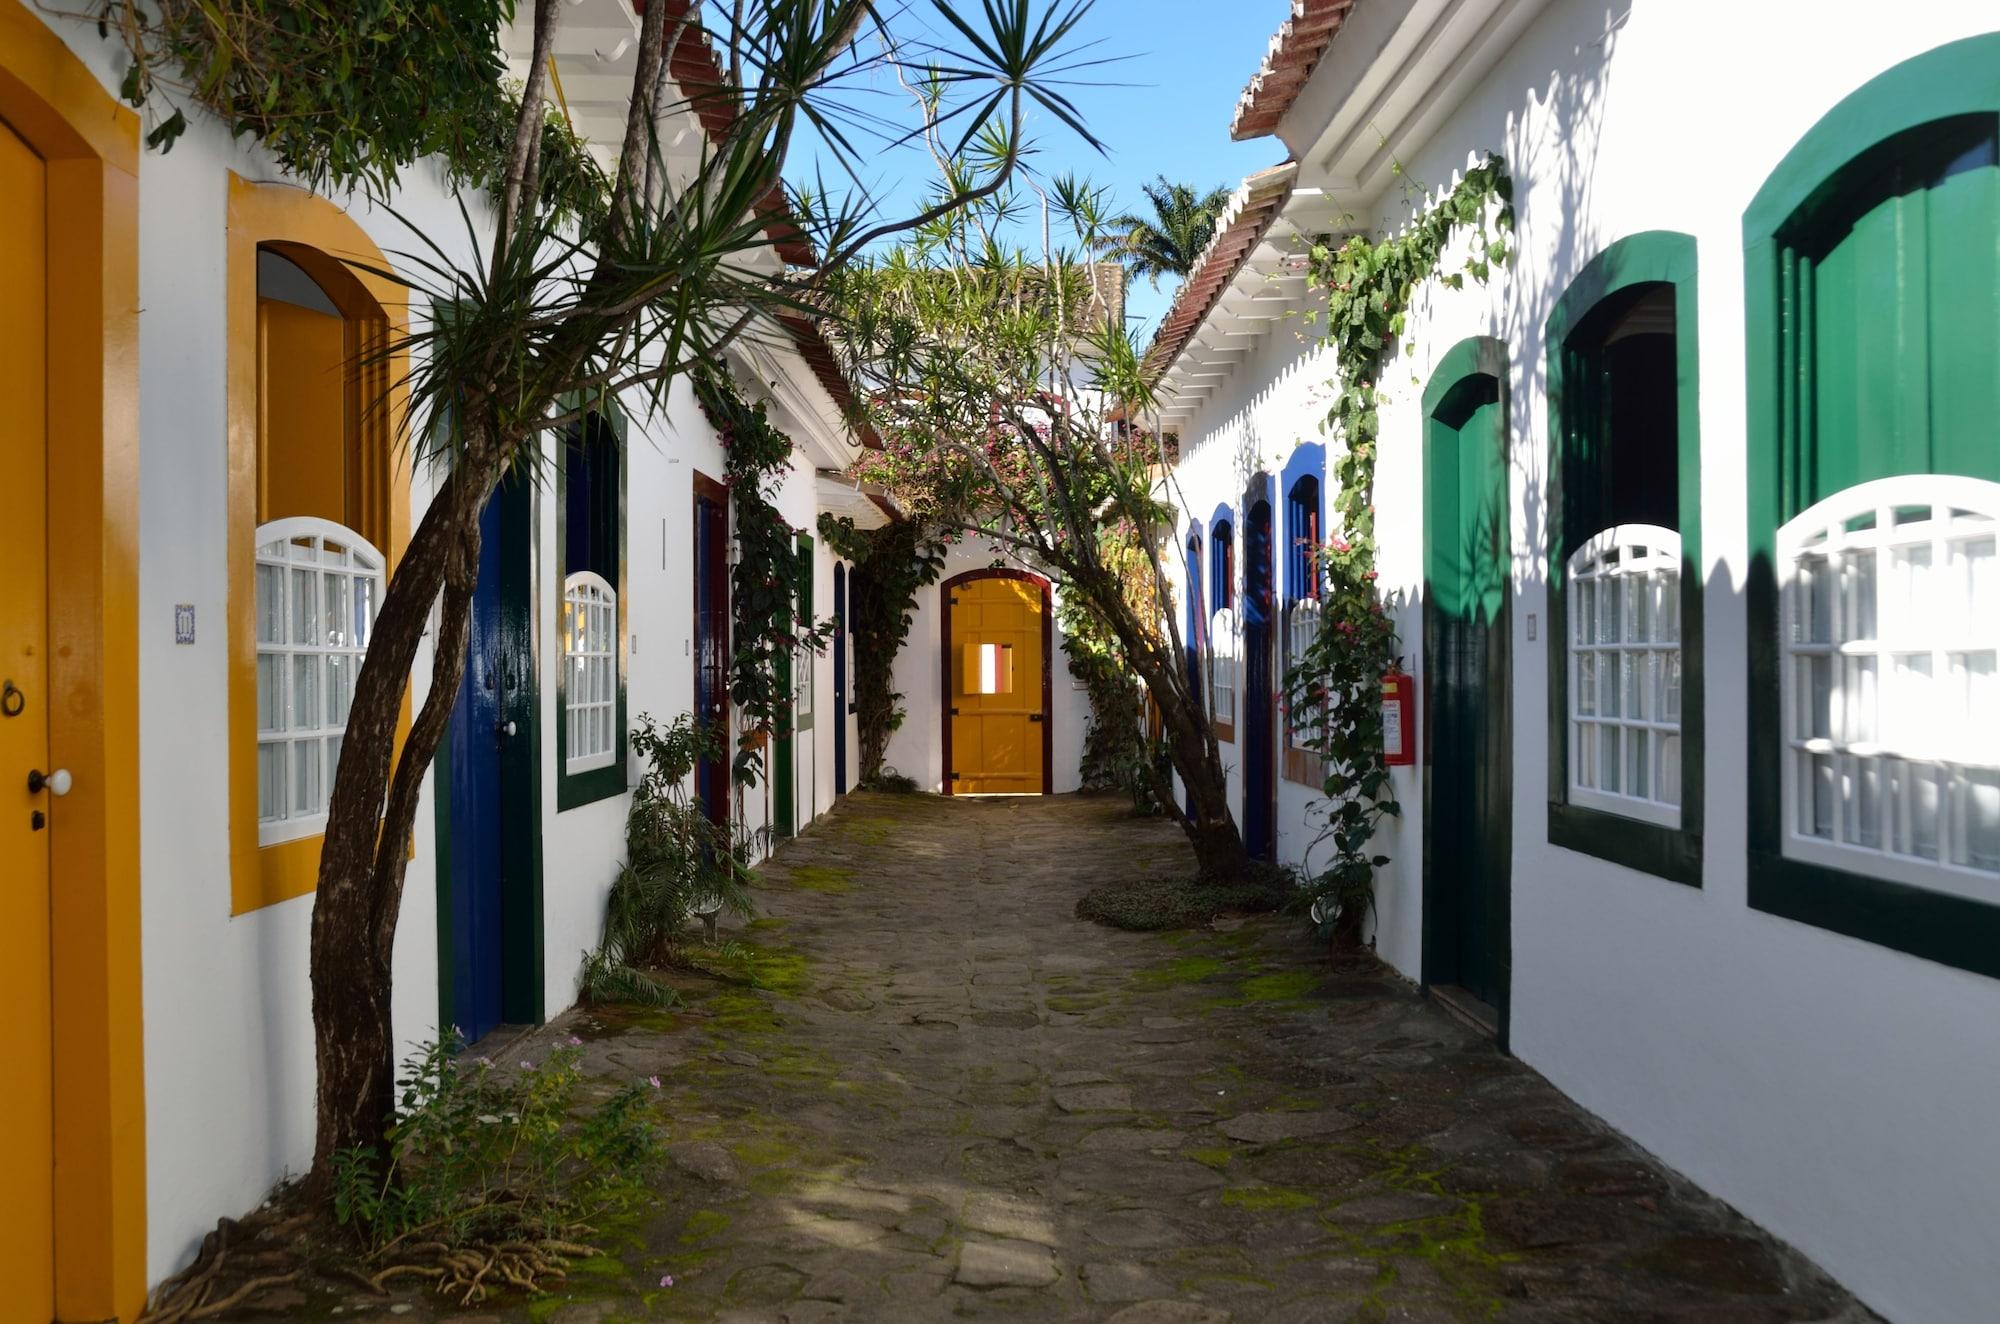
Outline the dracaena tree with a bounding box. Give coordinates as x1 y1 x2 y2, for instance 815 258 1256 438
90 0 1107 1181
823 172 1252 880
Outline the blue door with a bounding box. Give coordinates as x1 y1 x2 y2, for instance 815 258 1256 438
1243 491 1276 859
445 494 507 1044
833 563 848 795
1184 532 1203 818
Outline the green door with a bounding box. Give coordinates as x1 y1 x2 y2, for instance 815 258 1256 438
1422 340 1512 1023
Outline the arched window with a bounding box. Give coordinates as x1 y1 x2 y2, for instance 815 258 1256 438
563 571 617 774
1210 519 1235 610
559 407 625 801
1209 606 1238 732
254 517 385 845
1282 457 1325 780
1567 525 1682 827
1744 42 2000 976
1778 477 2000 896
1545 233 1700 881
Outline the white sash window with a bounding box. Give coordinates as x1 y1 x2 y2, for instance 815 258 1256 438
1568 525 1682 828
1779 476 2000 897
563 571 618 773
1208 606 1237 729
254 518 384 845
1284 598 1324 751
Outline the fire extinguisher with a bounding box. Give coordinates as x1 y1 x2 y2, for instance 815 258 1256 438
1382 663 1416 767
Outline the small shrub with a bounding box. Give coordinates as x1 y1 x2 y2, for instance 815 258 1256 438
858 771 921 794
579 714 754 1006
332 1035 662 1298
1075 867 1295 932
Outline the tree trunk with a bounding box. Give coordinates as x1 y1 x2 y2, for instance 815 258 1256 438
1114 616 1252 881
309 449 493 1179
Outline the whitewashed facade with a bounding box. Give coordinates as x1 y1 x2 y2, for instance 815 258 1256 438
4 2 871 1311
1155 4 2000 1322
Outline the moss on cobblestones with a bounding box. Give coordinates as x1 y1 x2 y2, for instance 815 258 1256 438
785 865 855 894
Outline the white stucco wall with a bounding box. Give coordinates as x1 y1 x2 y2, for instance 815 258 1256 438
884 540 1089 795
1164 4 2000 1321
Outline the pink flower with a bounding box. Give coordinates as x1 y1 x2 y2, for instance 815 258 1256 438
1363 571 1378 582
520 1060 534 1070
475 1056 493 1068
660 1274 676 1288
567 1034 583 1047
648 1075 663 1089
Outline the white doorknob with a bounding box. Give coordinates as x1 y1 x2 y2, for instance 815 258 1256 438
28 768 71 797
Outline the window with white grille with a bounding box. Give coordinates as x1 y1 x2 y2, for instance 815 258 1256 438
1568 525 1682 828
1209 606 1237 730
1779 476 2000 898
563 571 618 773
1285 598 1324 751
796 641 815 719
255 518 384 846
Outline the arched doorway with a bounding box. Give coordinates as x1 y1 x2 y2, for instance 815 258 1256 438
942 569 1052 794
1242 479 1277 858
833 562 849 795
1422 335 1513 1040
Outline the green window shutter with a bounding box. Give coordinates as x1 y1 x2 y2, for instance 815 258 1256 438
1745 64 2000 976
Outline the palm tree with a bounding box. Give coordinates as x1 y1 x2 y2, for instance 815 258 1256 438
1094 176 1234 288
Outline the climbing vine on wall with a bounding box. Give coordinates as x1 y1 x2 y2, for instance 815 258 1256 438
1057 523 1165 812
1287 156 1513 937
817 514 946 785
88 0 607 220
694 372 829 785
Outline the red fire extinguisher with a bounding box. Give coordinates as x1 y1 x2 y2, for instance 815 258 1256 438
1382 664 1416 766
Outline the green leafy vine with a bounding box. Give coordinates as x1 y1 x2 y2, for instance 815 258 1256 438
694 372 829 785
1286 156 1513 936
816 514 946 786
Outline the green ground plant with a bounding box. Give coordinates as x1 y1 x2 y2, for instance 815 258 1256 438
579 714 754 1007
330 1035 662 1301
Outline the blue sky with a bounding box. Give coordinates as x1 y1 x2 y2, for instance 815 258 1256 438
792 0 1292 335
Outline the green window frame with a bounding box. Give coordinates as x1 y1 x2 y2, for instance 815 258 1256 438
1545 231 1703 886
1743 33 2000 979
556 398 628 811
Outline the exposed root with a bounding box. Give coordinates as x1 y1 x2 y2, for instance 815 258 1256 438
185 1273 299 1320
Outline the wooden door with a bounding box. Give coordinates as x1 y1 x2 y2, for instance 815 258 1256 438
693 476 730 826
1423 359 1512 1022
439 477 541 1043
946 574 1049 794
0 113 57 1320
833 564 848 795
1242 495 1277 858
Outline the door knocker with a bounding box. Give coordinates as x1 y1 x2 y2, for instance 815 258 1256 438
0 681 23 718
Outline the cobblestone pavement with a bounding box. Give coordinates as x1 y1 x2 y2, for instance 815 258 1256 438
304 792 1872 1323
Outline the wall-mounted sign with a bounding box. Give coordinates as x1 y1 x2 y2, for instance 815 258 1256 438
174 604 196 645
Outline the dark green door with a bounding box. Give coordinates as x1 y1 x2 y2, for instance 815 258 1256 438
1422 342 1511 1021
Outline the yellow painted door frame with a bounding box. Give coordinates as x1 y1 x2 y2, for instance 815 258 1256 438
0 2 149 1317
942 570 1052 794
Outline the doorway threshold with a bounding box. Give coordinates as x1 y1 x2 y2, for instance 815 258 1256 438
1429 985 1499 1040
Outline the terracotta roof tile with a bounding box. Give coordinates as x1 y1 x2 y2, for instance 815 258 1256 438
1141 163 1297 387
1229 0 1357 141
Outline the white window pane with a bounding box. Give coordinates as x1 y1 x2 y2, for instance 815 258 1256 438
1957 769 2000 872
326 653 353 727
1848 755 1881 850
293 738 322 816
1575 580 1594 646
1960 535 1997 623
291 568 315 645
1847 552 1877 641
258 743 284 821
1795 555 1830 644
1663 651 1682 725
1602 651 1621 717
1657 572 1679 643
1623 653 1643 720
1599 726 1620 794
353 575 375 647
1657 734 1680 807
1576 654 1596 717
1799 655 1832 741
257 654 283 733
1600 579 1622 644
1845 656 1877 745
256 565 284 643
293 655 320 732
1886 543 1931 637
327 735 343 797
1577 721 1596 790
1627 729 1649 800
1632 573 1652 642
1809 752 1836 840
1889 654 1932 749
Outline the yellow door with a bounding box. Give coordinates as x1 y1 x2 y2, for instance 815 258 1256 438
949 576 1046 794
0 114 58 1319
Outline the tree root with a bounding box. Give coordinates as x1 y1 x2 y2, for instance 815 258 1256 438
185 1273 299 1320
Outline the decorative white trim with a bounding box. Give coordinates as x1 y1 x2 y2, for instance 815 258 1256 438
1567 524 1683 830
1209 606 1238 732
563 570 618 774
253 517 386 847
1777 475 2000 900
